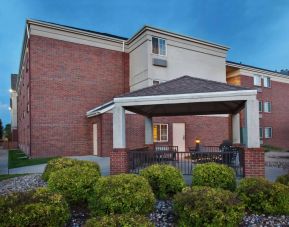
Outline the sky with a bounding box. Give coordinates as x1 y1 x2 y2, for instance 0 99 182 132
0 0 289 126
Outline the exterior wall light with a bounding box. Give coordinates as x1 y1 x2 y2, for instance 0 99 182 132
195 138 200 151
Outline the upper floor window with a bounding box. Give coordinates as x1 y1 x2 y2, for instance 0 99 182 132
253 75 262 86
153 123 168 142
263 76 271 88
259 100 263 112
152 37 166 56
264 101 272 113
264 127 272 138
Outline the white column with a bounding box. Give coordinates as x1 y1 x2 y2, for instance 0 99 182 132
245 99 260 148
113 105 126 148
232 113 240 144
145 117 153 145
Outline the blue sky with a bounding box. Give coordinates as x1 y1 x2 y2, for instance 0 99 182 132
0 0 289 125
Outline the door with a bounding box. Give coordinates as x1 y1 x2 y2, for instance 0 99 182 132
93 124 98 155
173 123 185 152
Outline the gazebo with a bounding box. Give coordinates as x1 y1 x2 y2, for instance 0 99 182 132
88 76 264 177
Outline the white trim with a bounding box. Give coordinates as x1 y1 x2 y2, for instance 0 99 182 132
114 90 257 106
86 101 114 117
151 36 167 56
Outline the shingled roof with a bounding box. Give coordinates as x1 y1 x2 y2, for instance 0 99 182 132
119 75 250 98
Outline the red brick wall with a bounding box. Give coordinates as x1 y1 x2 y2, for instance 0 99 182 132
17 46 31 155
236 75 289 149
96 113 229 157
26 35 129 157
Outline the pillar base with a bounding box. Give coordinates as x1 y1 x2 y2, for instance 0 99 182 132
244 148 265 177
110 148 129 175
145 144 154 151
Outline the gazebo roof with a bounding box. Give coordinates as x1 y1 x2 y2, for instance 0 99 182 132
119 76 250 98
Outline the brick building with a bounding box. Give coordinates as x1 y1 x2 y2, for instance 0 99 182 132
11 19 288 161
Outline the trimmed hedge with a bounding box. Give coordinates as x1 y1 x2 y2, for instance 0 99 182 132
237 177 289 215
85 214 154 227
276 172 289 186
48 165 100 203
192 162 236 191
42 157 100 181
173 186 245 226
0 187 70 227
140 164 186 199
88 174 155 216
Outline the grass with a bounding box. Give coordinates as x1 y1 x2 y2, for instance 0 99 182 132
8 149 57 169
261 144 285 152
0 174 28 181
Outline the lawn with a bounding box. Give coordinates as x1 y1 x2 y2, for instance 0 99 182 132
0 174 28 181
8 149 57 169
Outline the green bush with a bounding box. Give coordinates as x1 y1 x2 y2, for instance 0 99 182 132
42 157 100 181
237 177 289 215
276 172 289 186
88 174 155 216
85 214 154 227
140 164 186 199
192 162 236 191
48 165 100 203
173 186 244 227
0 187 70 227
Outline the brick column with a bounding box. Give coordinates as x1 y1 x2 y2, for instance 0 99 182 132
244 148 265 177
110 148 129 175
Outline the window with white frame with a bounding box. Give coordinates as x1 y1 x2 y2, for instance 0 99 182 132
259 100 263 112
153 124 168 142
259 127 263 138
264 101 271 113
153 80 160 86
264 127 272 138
152 37 166 56
263 76 271 88
253 75 262 86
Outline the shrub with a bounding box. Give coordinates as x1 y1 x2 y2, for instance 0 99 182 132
237 177 289 215
192 162 236 191
88 174 155 216
85 214 154 227
0 187 70 227
48 165 100 203
42 157 100 181
140 164 186 199
276 172 289 186
173 186 245 227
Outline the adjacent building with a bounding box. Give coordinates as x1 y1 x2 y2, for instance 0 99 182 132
11 19 289 158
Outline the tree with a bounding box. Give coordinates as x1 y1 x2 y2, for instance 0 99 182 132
0 119 3 140
4 124 12 141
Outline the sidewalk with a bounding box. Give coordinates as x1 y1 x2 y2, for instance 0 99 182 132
0 149 8 174
8 156 110 176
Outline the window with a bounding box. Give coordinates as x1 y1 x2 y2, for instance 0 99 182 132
153 124 168 142
253 75 262 86
152 37 166 56
259 127 263 138
264 101 271 113
264 127 272 138
263 76 271 88
259 101 263 112
153 80 160 86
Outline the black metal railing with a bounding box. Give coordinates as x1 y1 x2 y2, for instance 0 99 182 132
128 146 244 177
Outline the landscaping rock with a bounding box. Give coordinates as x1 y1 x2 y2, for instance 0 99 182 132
242 214 289 227
0 174 46 196
149 200 175 227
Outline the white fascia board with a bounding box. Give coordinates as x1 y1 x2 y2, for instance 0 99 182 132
86 101 114 117
114 90 257 107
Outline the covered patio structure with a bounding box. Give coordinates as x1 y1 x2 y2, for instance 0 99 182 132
90 76 264 177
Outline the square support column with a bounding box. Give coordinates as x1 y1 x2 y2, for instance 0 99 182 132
232 113 240 144
245 99 260 148
145 116 153 145
113 105 126 149
111 105 128 175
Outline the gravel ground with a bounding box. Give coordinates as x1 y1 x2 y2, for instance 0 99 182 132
242 214 289 227
149 200 175 227
0 174 46 196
